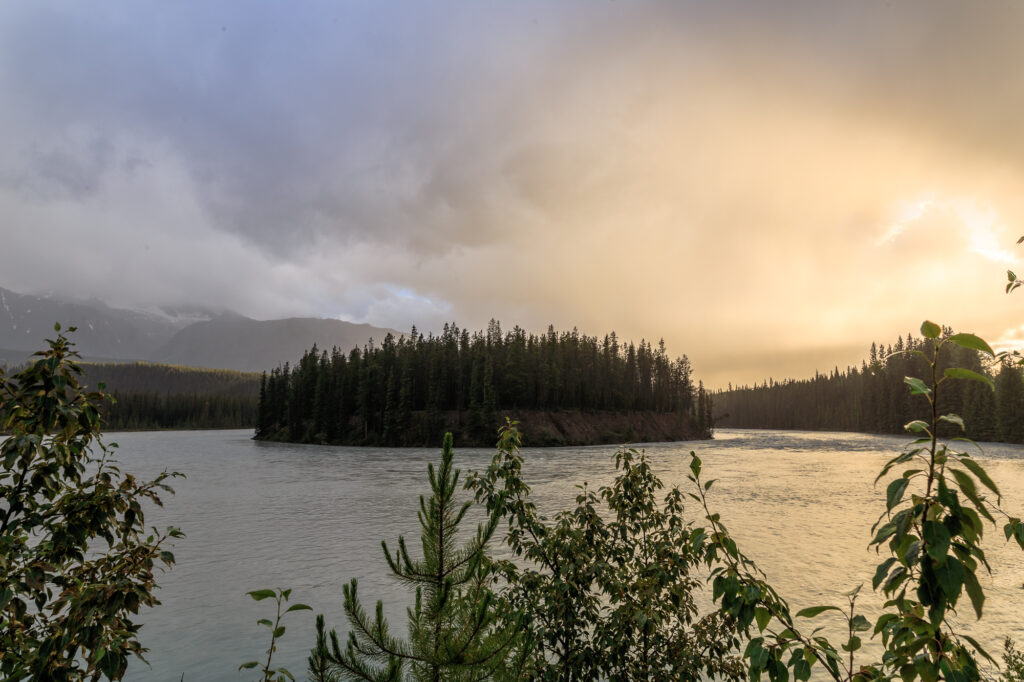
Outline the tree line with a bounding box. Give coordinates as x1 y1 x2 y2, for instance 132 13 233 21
715 327 1024 442
80 361 261 397
76 362 260 430
256 320 712 446
100 390 257 430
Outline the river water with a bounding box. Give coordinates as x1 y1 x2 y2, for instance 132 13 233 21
112 428 1024 680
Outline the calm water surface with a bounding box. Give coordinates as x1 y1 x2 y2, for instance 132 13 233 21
114 428 1024 680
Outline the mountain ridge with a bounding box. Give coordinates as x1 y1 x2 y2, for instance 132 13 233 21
0 286 400 372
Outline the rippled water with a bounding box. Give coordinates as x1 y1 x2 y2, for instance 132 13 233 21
112 428 1024 680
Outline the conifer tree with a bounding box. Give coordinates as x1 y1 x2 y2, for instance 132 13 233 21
311 433 522 681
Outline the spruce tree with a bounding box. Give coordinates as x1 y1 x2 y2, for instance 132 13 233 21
312 433 522 681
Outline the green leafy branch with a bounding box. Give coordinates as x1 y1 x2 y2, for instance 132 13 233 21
240 588 312 682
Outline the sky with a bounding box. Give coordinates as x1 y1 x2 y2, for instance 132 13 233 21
2 1 1023 388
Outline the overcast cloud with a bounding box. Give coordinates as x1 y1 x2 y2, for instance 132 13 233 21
2 1 1023 387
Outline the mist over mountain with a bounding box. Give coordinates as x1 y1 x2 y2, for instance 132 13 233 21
0 287 398 372
153 314 402 372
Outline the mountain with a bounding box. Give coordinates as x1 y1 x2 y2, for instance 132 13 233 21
153 314 402 372
0 287 400 372
0 287 190 360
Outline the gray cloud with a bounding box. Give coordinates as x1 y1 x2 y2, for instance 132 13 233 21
2 1 1024 387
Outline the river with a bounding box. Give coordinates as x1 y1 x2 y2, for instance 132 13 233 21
112 428 1024 680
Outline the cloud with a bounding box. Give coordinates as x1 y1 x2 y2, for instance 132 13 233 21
2 1 1024 387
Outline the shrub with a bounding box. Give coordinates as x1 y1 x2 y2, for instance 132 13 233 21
0 325 182 680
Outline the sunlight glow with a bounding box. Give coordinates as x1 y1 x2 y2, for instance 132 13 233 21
878 196 1018 264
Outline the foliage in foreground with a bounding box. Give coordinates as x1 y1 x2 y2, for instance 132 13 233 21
240 587 312 682
466 423 743 681
0 325 182 681
310 432 523 681
303 321 1021 682
690 322 1024 682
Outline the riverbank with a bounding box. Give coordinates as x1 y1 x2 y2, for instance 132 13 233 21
257 408 710 447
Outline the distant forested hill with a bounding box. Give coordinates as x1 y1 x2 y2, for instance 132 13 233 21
80 362 260 396
78 362 260 431
256 321 714 447
715 330 1024 443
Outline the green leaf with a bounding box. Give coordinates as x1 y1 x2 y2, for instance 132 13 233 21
689 453 701 478
958 458 1000 500
257 618 273 627
248 589 276 601
935 557 964 601
795 605 842 618
946 333 995 357
285 603 312 613
239 661 260 670
851 614 871 632
944 367 994 389
755 606 771 632
938 414 966 431
922 520 951 561
950 469 989 515
886 478 909 511
904 377 931 396
873 558 897 590
904 420 929 433
273 625 286 638
920 320 942 339
963 569 985 619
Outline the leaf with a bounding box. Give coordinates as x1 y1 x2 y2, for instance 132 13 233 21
689 453 701 478
273 625 286 638
922 520 951 561
944 367 994 389
958 458 1001 500
938 414 965 431
285 603 313 613
946 333 995 357
935 557 964 601
795 605 842 618
1009 270 1018 282
950 469 988 515
755 606 771 632
872 558 897 590
963 569 985 619
886 478 909 511
248 589 276 601
904 420 929 434
239 661 260 670
904 377 931 396
920 320 942 339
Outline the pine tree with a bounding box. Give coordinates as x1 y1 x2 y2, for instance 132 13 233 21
314 433 522 681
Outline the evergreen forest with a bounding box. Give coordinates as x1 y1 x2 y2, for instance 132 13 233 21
256 321 713 446
83 362 259 431
715 328 1024 442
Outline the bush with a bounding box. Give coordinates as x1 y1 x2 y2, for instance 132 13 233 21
0 325 182 681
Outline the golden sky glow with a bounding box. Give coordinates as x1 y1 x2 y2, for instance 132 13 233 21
1 2 1023 387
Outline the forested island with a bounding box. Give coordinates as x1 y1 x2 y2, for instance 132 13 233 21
716 328 1024 442
256 321 713 446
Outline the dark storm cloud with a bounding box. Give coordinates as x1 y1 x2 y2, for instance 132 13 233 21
2 1 1024 387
